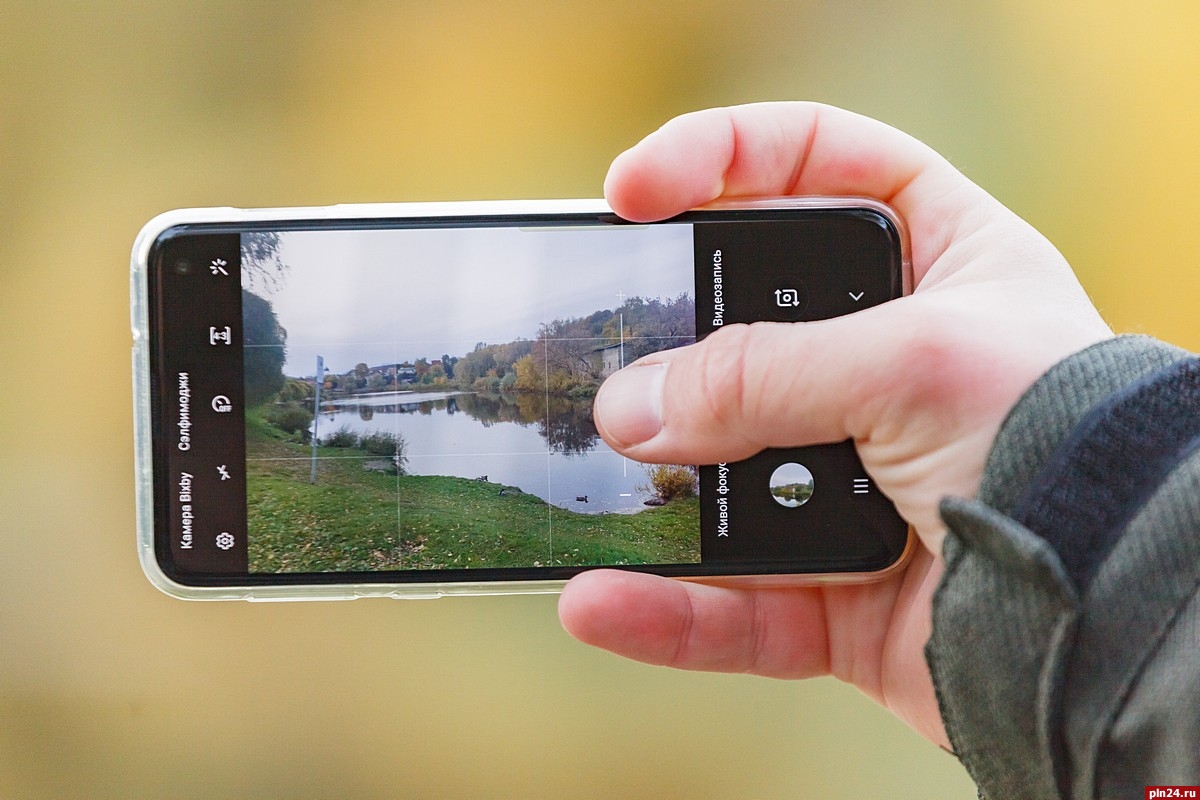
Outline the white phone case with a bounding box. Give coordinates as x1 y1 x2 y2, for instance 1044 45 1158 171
132 198 913 600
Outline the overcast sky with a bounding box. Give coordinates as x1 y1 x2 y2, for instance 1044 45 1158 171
252 223 695 376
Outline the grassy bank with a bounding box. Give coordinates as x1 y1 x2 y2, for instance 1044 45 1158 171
244 410 699 573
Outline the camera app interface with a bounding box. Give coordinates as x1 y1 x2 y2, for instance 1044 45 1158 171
241 223 698 574
155 210 908 582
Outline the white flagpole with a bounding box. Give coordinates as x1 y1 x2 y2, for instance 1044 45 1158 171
311 355 323 483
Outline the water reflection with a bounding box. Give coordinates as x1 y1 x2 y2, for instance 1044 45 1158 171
314 389 643 513
326 390 600 456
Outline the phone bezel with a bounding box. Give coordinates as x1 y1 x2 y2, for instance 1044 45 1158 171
132 198 914 601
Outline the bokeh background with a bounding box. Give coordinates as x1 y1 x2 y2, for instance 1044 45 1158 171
3 2 1199 797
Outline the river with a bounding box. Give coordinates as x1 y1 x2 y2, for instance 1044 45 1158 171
311 389 654 514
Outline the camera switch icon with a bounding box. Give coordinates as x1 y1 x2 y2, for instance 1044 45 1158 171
774 288 802 308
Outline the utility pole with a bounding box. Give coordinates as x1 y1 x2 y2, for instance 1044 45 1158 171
311 355 323 483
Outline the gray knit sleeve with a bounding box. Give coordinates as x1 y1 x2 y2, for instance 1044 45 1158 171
926 335 1200 799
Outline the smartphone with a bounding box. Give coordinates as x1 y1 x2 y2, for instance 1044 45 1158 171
131 198 913 600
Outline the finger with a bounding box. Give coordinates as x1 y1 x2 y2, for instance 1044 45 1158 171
603 102 984 278
593 301 979 464
558 569 831 679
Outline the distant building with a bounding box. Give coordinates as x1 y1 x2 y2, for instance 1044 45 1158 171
368 363 418 383
592 342 624 377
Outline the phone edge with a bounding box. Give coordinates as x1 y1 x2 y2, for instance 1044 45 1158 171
131 197 914 601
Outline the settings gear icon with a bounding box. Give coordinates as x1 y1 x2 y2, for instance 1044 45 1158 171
215 531 236 551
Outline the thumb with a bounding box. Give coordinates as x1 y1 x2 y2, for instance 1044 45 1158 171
593 314 896 465
591 301 1003 545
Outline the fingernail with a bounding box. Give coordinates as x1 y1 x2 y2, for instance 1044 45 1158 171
596 362 667 447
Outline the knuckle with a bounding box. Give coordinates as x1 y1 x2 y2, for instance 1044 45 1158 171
854 306 993 420
687 324 755 434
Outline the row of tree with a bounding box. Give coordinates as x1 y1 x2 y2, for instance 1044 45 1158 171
242 287 697 406
453 293 696 394
314 293 695 397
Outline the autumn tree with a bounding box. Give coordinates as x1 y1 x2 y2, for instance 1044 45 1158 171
242 289 287 405
241 231 288 294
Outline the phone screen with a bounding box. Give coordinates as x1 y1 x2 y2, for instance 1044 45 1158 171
147 206 908 588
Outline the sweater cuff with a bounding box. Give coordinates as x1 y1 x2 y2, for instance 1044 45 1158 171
926 335 1191 799
975 335 1189 517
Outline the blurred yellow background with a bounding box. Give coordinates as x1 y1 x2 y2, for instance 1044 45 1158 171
3 2 1198 797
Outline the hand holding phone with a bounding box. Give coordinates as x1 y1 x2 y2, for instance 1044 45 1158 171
561 102 1114 751
132 195 912 600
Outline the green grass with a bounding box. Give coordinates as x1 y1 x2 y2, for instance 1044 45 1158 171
244 411 699 573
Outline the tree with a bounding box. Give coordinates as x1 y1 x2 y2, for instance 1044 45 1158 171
539 317 603 387
610 293 696 361
241 232 288 294
454 345 495 386
242 289 287 405
511 353 543 393
278 378 315 402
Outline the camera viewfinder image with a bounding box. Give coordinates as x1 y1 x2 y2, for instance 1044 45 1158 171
240 224 699 573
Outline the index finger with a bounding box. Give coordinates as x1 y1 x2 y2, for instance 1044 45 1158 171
558 568 832 679
603 102 983 281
